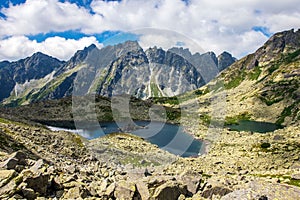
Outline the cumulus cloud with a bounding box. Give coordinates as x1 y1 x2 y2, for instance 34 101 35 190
0 0 299 60
0 36 103 61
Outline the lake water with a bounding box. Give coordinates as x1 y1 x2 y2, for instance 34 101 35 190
49 121 204 157
227 120 283 133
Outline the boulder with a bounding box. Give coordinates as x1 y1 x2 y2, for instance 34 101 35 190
0 170 17 187
136 181 150 200
0 179 17 198
63 187 89 199
29 159 45 174
22 188 37 200
114 180 139 200
291 173 300 180
24 173 50 195
105 182 116 197
0 151 27 170
178 171 202 194
0 158 18 170
152 181 188 200
202 186 233 199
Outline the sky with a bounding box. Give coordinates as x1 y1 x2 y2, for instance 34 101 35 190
0 0 299 61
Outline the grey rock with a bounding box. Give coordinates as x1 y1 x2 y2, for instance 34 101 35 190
178 171 202 195
0 158 18 170
0 170 17 188
202 186 233 199
29 159 44 174
24 173 50 195
114 180 138 200
291 173 300 180
22 188 37 200
152 181 188 200
63 187 89 199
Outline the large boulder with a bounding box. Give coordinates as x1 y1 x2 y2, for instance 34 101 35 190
63 187 89 199
202 186 233 199
114 180 140 200
0 151 27 170
152 181 188 200
23 172 50 195
178 171 202 194
0 170 17 187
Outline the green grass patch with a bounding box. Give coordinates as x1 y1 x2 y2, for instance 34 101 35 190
259 96 284 106
151 96 180 105
276 102 298 125
248 66 262 80
150 83 163 97
283 49 300 64
253 174 300 187
199 114 211 126
225 112 252 125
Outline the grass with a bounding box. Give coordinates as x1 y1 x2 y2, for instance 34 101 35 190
259 96 284 106
283 49 300 64
199 114 211 126
276 102 298 125
254 174 300 187
150 82 163 97
248 66 262 80
224 112 252 125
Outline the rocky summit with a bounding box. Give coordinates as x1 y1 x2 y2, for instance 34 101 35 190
0 41 235 106
0 29 299 200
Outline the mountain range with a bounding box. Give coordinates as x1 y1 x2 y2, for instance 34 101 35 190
0 41 235 106
0 28 299 200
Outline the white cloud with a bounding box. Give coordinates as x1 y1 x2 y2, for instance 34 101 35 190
0 36 103 61
0 0 300 60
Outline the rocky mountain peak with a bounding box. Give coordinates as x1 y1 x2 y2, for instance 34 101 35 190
168 47 193 60
254 29 300 64
218 51 236 71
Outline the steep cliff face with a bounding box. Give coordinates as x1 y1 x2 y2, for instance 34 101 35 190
0 53 64 104
1 41 233 105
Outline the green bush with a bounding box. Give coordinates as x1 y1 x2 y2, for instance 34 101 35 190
261 142 271 149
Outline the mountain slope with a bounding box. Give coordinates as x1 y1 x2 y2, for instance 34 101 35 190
0 41 235 106
0 53 64 104
179 29 300 126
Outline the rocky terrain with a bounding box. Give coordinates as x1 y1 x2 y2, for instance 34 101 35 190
0 29 299 200
0 41 235 106
0 116 300 199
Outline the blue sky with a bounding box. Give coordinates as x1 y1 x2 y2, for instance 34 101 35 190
0 0 299 61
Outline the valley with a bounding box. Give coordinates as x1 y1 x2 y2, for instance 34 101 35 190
0 29 299 199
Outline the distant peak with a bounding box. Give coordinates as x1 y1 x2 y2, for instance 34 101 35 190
84 44 98 51
32 52 47 57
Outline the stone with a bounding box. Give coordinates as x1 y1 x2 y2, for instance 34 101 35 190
24 173 50 195
10 151 27 165
63 187 89 199
22 188 37 200
178 171 202 194
0 179 17 198
202 186 232 199
29 159 45 174
56 190 64 198
136 181 150 200
105 182 116 197
178 194 186 200
114 180 138 200
0 158 18 170
291 173 300 180
0 170 17 187
99 179 108 192
65 164 76 174
152 181 188 200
